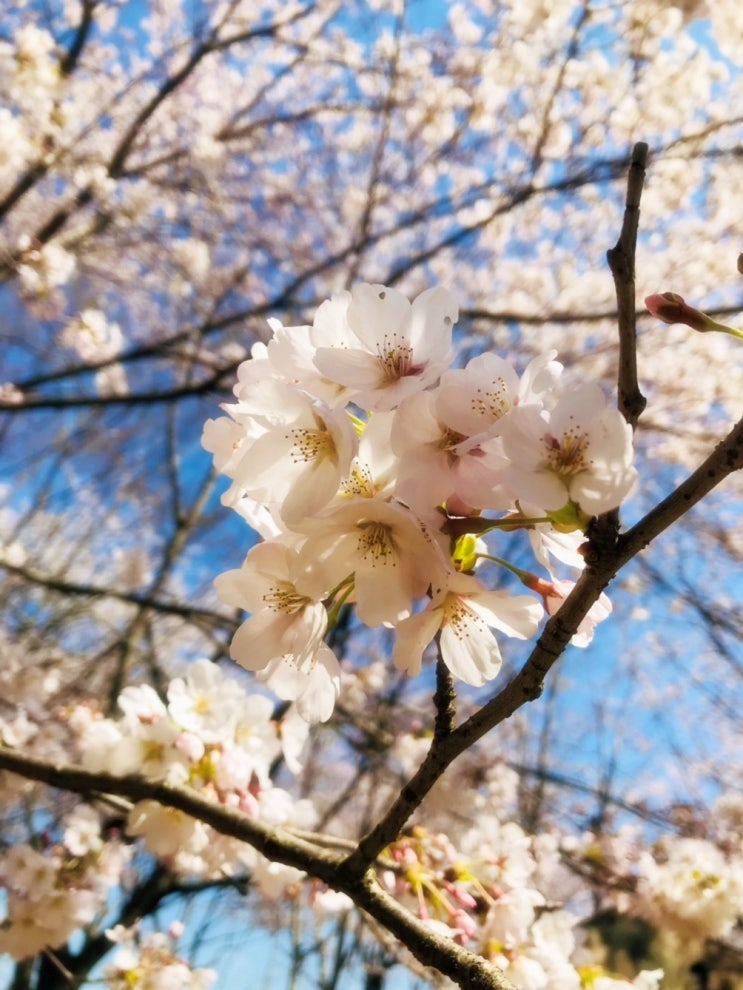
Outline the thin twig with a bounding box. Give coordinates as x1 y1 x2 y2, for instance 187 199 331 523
607 141 649 428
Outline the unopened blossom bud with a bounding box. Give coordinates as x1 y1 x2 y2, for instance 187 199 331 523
450 908 479 942
452 533 479 572
446 882 479 911
645 293 743 340
645 292 707 330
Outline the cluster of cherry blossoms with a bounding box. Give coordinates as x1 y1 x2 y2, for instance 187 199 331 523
73 658 313 885
3 651 742 984
203 283 635 720
0 805 130 960
369 749 743 988
104 923 216 990
0 832 216 987
378 822 665 990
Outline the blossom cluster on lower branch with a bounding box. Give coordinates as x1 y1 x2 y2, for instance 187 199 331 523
2 661 743 987
104 923 216 990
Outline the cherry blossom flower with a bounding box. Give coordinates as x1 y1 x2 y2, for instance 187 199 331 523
0 814 130 961
391 350 562 514
258 643 341 724
104 926 216 990
393 572 543 686
636 837 743 940
335 410 398 502
215 542 329 671
58 309 123 362
167 659 246 743
204 379 357 527
265 315 351 407
311 283 458 411
295 497 448 627
391 387 511 514
215 542 340 722
527 519 587 572
501 383 637 518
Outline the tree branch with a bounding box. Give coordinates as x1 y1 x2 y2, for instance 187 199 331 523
1 562 229 629
607 141 649 428
433 653 456 740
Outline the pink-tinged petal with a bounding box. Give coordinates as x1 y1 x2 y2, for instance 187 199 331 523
297 645 341 723
214 566 272 612
261 643 340 723
394 449 455 514
267 323 348 406
230 609 295 669
569 465 638 515
295 529 356 600
528 523 586 573
246 540 294 579
260 652 311 700
233 378 313 424
310 293 355 347
349 410 398 495
542 580 612 647
240 430 295 493
279 457 343 527
593 409 634 465
231 604 325 671
549 383 606 436
437 352 518 437
313 346 387 389
467 591 544 639
353 375 437 413
505 466 570 511
347 283 411 350
406 285 458 356
391 391 441 453
393 607 443 676
354 562 414 627
518 351 562 404
285 603 329 659
214 541 297 611
500 405 549 469
201 417 246 473
440 608 502 687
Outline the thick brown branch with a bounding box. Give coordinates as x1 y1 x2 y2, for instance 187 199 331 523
433 654 456 739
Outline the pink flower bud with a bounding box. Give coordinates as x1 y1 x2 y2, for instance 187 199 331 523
646 293 743 340
645 292 707 331
450 908 479 942
446 882 478 911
